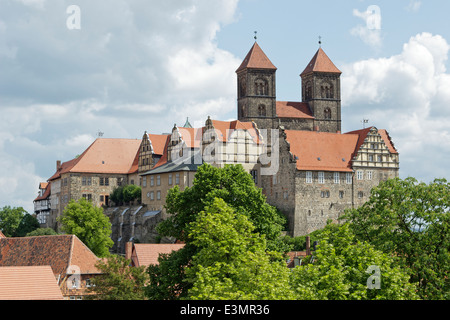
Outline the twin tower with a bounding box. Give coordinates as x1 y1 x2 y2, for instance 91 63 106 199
236 42 342 133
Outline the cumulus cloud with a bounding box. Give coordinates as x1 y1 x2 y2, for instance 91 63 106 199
0 0 241 212
341 32 450 182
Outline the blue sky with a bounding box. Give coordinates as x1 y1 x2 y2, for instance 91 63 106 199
0 0 449 213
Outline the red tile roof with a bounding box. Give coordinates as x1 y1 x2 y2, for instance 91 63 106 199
34 182 51 202
49 138 141 180
0 266 64 300
285 130 358 172
345 126 398 155
131 243 185 267
236 42 277 72
210 119 262 144
147 133 171 155
300 48 341 76
276 101 314 119
0 235 101 278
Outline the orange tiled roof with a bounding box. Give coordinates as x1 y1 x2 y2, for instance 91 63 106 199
148 134 171 155
285 130 358 172
150 135 171 170
34 182 51 202
300 48 341 76
210 119 262 144
0 266 64 300
345 126 398 155
236 42 277 72
49 138 141 180
276 101 314 119
39 182 48 189
131 243 185 267
0 235 101 277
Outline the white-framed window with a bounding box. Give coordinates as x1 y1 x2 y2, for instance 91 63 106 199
157 175 161 186
346 173 352 184
175 173 180 185
150 191 154 201
150 176 154 186
156 191 161 200
357 170 363 180
334 172 340 184
306 171 313 183
168 174 172 185
142 177 147 187
367 171 373 180
318 172 325 184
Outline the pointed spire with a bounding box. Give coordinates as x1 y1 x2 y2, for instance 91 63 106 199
182 117 192 128
300 47 341 76
236 42 277 73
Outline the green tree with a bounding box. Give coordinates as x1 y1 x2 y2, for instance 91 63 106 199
0 206 27 237
158 163 287 251
289 223 419 300
343 177 450 299
185 198 294 300
122 184 142 204
26 227 59 236
87 255 149 300
15 214 40 237
59 198 113 257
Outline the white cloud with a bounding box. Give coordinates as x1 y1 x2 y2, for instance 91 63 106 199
407 1 422 12
0 0 242 211
350 5 383 49
342 32 450 182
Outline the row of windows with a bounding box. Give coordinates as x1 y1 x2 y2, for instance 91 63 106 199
81 176 122 186
146 191 161 201
306 171 373 184
142 173 180 187
320 190 364 199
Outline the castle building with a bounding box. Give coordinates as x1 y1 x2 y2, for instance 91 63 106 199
236 41 399 236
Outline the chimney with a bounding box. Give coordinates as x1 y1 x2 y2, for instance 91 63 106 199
56 160 61 170
306 236 311 256
125 241 133 261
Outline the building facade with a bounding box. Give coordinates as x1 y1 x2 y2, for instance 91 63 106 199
236 42 399 236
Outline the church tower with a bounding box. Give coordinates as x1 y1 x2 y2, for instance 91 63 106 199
300 48 342 133
236 42 277 130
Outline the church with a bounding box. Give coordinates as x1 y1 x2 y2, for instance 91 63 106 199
35 41 400 242
236 41 399 236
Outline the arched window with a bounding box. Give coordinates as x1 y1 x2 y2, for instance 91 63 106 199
255 79 268 96
305 81 312 100
258 104 266 117
324 108 332 119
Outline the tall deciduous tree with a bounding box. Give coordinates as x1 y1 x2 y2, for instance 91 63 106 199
289 223 419 300
343 177 449 299
185 198 294 300
59 198 113 257
158 163 287 251
0 206 28 237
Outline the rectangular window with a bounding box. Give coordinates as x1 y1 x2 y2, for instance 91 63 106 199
367 171 373 180
334 172 340 184
150 191 154 201
157 175 161 186
369 155 374 162
346 173 352 184
306 171 313 183
104 178 109 186
175 173 180 185
250 170 258 184
100 178 104 186
142 177 147 187
377 155 382 162
156 191 161 200
100 195 104 202
87 177 91 186
82 177 87 186
318 172 325 184
168 174 172 185
339 191 344 199
357 171 363 180
150 176 154 186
